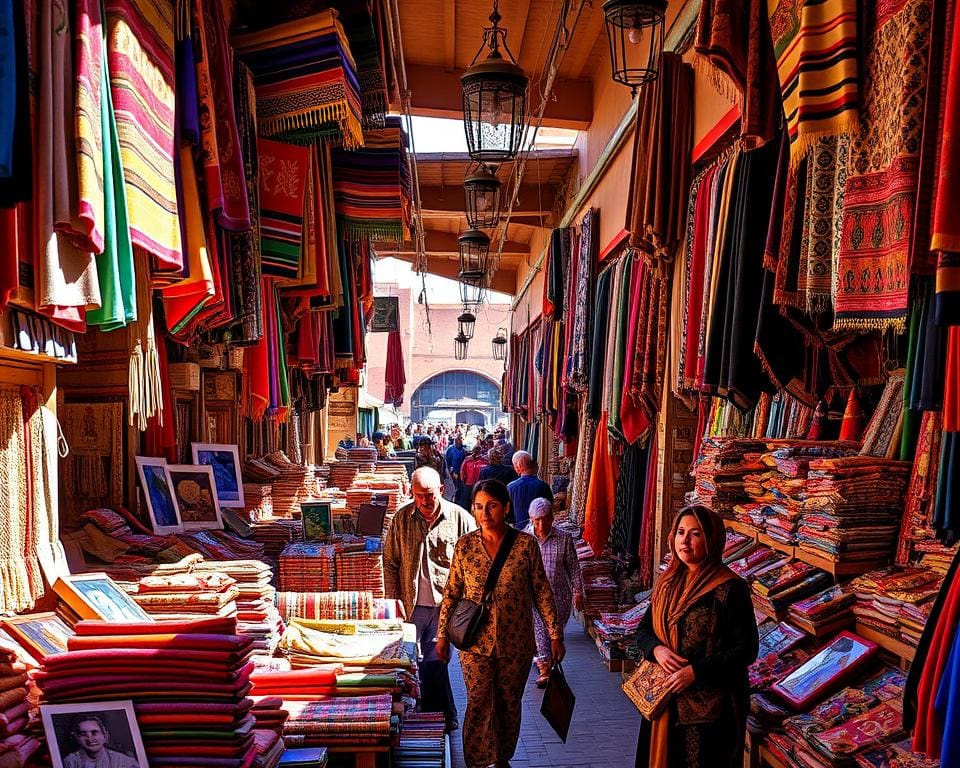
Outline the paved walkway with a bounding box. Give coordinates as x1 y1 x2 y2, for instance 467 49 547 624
447 617 641 768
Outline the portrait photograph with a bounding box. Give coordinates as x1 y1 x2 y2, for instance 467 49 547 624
1 613 73 662
167 465 224 531
772 631 878 709
41 700 148 768
135 457 183 534
52 574 153 624
190 443 244 508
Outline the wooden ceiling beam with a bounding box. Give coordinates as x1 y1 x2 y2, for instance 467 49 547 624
403 63 593 129
418 183 558 218
564 5 608 80
442 2 456 71
373 230 530 255
381 252 519 295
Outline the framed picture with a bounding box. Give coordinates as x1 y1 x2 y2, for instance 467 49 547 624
0 613 73 662
190 443 244 508
772 631 878 710
41 700 148 768
368 296 400 332
52 573 153 624
757 621 806 660
134 456 183 534
167 464 223 530
301 501 332 542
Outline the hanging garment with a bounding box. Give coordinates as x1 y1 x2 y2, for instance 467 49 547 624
258 138 311 280
0 0 30 206
568 209 597 393
383 329 405 407
73 0 106 253
583 412 616 557
586 266 612 421
933 327 960 544
895 409 941 564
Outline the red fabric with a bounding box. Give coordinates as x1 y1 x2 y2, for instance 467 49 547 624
249 668 339 688
0 207 19 306
584 412 617 556
839 388 864 442
74 617 238 636
620 255 650 444
244 278 271 419
383 329 405 407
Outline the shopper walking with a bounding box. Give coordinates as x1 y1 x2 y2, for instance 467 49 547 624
444 434 467 502
526 497 583 687
383 467 476 731
507 451 553 529
633 504 758 768
456 444 488 509
414 436 447 479
436 480 564 768
477 448 517 486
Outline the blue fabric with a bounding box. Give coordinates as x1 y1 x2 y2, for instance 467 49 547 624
935 621 960 766
0 0 15 177
445 444 467 474
507 474 553 530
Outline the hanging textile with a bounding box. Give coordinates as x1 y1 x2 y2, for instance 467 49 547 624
383 329 405 407
860 370 907 458
73 0 106 253
694 0 780 149
627 52 694 260
767 0 859 166
609 439 650 561
258 138 311 280
128 250 163 431
583 412 616 557
933 327 960 544
233 10 364 148
896 409 942 565
621 253 652 443
543 228 567 319
105 0 182 269
585 265 612 421
834 0 933 332
59 402 124 529
567 209 597 393
0 0 29 206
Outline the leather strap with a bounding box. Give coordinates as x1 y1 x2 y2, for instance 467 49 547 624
481 527 518 603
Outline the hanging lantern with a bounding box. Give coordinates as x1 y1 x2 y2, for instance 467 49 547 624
458 308 477 340
458 275 486 306
454 332 470 360
461 1 528 164
464 163 503 229
602 0 666 94
458 228 491 281
492 328 507 361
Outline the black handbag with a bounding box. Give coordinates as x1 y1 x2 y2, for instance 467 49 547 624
540 662 575 742
446 528 518 651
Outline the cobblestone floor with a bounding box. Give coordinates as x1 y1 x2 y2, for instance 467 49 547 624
448 617 641 768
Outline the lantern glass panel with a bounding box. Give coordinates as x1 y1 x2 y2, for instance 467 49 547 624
464 166 502 229
603 0 666 93
463 78 527 164
458 230 490 280
458 277 486 306
458 311 477 340
492 334 507 361
454 333 470 360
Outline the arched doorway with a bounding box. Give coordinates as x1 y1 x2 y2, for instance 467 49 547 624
411 371 502 426
456 410 485 426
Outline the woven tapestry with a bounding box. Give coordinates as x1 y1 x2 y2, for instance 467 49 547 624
60 402 125 530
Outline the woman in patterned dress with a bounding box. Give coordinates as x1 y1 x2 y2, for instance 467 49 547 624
436 480 564 768
633 504 759 768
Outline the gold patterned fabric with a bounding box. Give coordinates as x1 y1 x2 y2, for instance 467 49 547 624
60 402 124 530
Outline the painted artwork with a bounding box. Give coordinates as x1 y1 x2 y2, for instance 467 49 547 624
167 465 223 530
772 631 878 709
191 443 244 508
53 574 153 623
301 501 332 542
135 456 182 534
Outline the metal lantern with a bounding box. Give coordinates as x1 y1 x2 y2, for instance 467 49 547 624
492 328 508 361
461 2 528 164
603 0 666 94
458 228 491 281
458 308 477 340
454 332 470 360
464 163 503 229
458 275 486 306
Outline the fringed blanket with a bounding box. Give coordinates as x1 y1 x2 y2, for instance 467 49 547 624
233 10 363 148
834 0 932 332
768 0 859 167
258 139 311 280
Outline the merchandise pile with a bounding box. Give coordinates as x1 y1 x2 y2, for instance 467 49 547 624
256 453 322 518
849 567 942 647
279 543 337 592
690 438 767 517
335 549 385 597
249 519 304 568
283 694 396 749
278 618 415 672
394 712 446 767
243 483 274 521
750 560 832 618
578 555 618 614
786 584 856 636
276 591 400 623
0 638 40 767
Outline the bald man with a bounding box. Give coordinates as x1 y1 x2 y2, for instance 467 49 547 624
383 467 476 731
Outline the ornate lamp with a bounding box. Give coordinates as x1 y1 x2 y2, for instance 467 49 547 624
492 328 507 361
458 228 491 281
458 275 486 306
602 0 666 94
458 307 477 340
464 163 503 229
461 1 528 164
454 332 470 360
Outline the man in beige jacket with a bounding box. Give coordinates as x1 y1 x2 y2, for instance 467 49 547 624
383 466 476 731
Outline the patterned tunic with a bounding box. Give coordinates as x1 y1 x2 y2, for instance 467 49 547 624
527 526 583 661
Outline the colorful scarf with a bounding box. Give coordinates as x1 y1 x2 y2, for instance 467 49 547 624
583 412 616 557
567 209 596 393
73 0 105 253
833 0 932 332
105 0 182 269
801 136 843 313
383 329 405 407
767 0 859 166
0 0 29 207
258 138 311 280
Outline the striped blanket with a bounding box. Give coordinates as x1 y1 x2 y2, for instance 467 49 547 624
258 138 310 280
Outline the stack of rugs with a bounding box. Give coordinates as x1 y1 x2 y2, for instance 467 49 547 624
346 448 379 463
234 10 363 148
250 666 401 701
276 592 401 623
723 529 757 562
279 544 337 592
181 530 266 562
787 584 856 637
327 460 374 491
797 457 911 563
249 519 304 565
690 438 767 517
335 550 385 598
749 560 832 618
373 461 410 492
243 484 274 521
35 617 262 768
260 453 322 518
592 600 650 656
278 618 414 671
283 694 396 749
117 572 241 620
728 545 791 582
0 637 40 768
249 696 289 735
344 476 406 517
77 507 195 565
849 567 942 647
394 712 446 768
578 556 617 614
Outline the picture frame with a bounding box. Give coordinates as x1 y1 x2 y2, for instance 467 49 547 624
301 501 332 542
134 456 183 534
167 464 224 531
41 700 149 768
771 631 878 710
52 573 153 624
757 621 806 660
190 443 244 508
0 613 73 662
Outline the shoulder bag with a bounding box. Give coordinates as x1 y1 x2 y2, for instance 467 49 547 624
446 527 518 650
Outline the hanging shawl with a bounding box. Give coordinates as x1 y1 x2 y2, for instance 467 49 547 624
933 327 960 544
627 53 694 260
568 209 597 393
128 251 162 431
621 252 652 443
335 3 388 130
586 266 612 421
694 0 780 149
0 0 29 206
105 0 182 269
383 328 405 407
680 165 715 392
258 138 311 280
73 0 105 253
583 412 617 557
233 10 364 148
834 0 933 332
767 0 859 166
800 136 844 314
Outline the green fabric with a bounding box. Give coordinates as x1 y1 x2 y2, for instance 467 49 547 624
900 292 922 461
609 252 633 438
276 283 290 408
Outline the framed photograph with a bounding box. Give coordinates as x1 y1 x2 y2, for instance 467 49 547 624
0 613 73 662
41 700 148 768
301 501 332 542
134 457 183 534
772 631 878 710
52 573 153 624
167 464 223 531
190 443 244 508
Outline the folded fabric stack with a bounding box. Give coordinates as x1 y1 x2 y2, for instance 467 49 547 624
592 600 650 653
251 666 400 701
244 459 283 485
723 530 757 563
250 696 289 734
787 584 856 637
36 617 257 768
259 453 321 518
119 572 241 620
394 712 446 768
849 567 941 645
78 507 191 565
807 699 905 766
252 728 285 768
345 475 406 515
750 561 832 617
278 619 413 670
346 448 379 463
797 457 911 562
912 540 958 574
181 530 267 562
335 551 384 598
283 694 396 748
373 461 410 492
855 738 940 767
750 646 812 691
249 519 304 565
328 459 375 491
731 501 766 531
749 620 810 692
279 543 337 592
243 484 274 521
277 591 377 622
728 545 791 581
0 639 40 768
690 438 768 517
578 556 617 614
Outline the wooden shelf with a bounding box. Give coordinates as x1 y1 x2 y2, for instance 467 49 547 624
855 621 916 663
758 533 796 558
726 520 760 540
794 547 888 578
